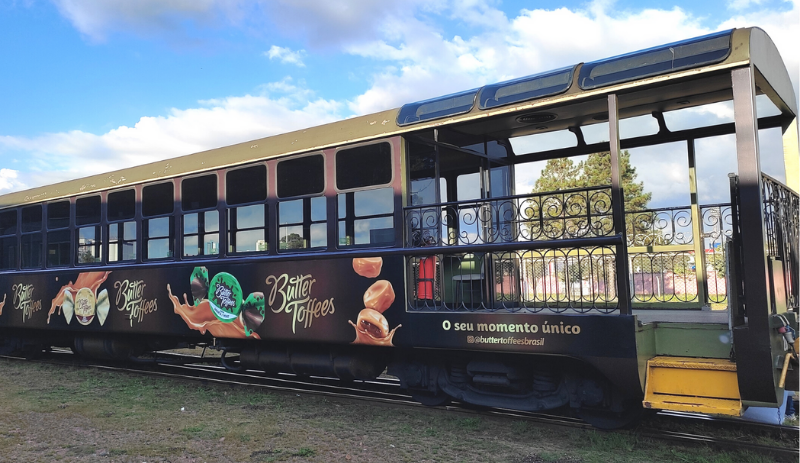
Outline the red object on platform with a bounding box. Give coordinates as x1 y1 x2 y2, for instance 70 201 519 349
418 256 436 300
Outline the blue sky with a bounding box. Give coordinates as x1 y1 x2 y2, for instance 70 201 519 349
0 0 797 207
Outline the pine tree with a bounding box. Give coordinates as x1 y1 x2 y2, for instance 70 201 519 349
576 151 651 211
534 158 581 192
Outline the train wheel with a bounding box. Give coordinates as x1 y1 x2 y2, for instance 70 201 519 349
411 390 451 407
578 401 643 430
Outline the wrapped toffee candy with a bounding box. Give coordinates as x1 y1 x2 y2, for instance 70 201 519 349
74 287 96 326
240 292 266 337
190 266 210 305
208 272 243 323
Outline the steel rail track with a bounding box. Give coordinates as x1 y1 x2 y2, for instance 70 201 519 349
2 350 797 460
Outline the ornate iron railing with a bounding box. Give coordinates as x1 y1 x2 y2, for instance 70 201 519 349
405 186 614 248
625 206 693 247
408 247 619 314
624 203 731 305
406 186 736 312
762 173 799 310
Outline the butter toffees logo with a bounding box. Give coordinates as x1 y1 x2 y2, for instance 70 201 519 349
114 279 158 326
266 273 335 334
12 283 42 323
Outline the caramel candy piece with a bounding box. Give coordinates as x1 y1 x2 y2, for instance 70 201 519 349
363 280 395 313
348 308 402 347
353 257 382 278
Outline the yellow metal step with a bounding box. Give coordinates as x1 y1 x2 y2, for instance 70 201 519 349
643 356 743 416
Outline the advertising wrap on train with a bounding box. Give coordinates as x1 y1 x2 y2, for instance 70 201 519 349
0 256 636 359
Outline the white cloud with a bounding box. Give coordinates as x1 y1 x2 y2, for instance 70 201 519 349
16 0 799 202
0 169 21 192
265 46 307 67
0 82 342 192
727 0 768 11
52 0 224 42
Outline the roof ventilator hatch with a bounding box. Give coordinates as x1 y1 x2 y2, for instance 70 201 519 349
396 88 479 126
578 29 733 90
479 66 576 110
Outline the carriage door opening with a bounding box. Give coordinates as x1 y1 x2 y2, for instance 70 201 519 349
407 133 513 309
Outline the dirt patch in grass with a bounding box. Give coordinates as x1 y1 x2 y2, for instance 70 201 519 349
0 359 792 462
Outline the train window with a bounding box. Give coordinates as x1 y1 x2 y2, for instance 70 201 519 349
76 196 101 226
277 155 324 198
227 165 267 205
143 182 174 217
228 204 268 253
145 216 174 259
74 195 102 265
108 189 136 263
108 189 136 220
77 226 102 264
0 236 16 270
0 210 17 235
0 211 17 270
338 187 394 247
109 221 136 262
182 175 217 211
278 196 326 251
336 143 392 190
47 201 70 229
47 229 70 267
20 233 42 269
183 210 219 257
21 205 42 269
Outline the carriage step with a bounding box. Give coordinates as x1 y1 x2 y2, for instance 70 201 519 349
643 356 742 416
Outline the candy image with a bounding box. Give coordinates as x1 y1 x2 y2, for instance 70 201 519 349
363 280 395 313
207 272 243 323
353 257 382 278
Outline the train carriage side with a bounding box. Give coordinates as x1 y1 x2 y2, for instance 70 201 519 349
0 27 797 428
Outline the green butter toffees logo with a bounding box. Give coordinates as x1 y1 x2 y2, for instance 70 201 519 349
208 272 243 323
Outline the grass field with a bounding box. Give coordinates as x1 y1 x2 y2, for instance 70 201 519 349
0 359 793 462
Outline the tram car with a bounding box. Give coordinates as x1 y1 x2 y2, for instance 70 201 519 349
1 27 797 428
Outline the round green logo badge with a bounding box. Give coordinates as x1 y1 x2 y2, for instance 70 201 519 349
207 272 243 323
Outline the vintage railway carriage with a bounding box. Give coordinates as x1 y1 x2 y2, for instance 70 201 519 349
0 27 797 427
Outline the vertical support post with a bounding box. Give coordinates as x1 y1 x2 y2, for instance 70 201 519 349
783 118 799 194
731 66 779 405
688 139 709 306
608 94 631 315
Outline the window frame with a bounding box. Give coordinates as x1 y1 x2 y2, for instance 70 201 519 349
334 142 397 249
0 208 18 270
275 152 328 253
181 173 220 259
75 194 102 265
142 181 176 261
107 188 138 264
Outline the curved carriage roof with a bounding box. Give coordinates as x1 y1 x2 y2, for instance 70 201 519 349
1 27 795 209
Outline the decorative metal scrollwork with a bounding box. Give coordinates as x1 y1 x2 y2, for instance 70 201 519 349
405 186 614 248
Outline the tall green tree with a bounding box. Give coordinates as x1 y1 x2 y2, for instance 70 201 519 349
534 157 581 192
534 151 651 211
577 151 651 212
